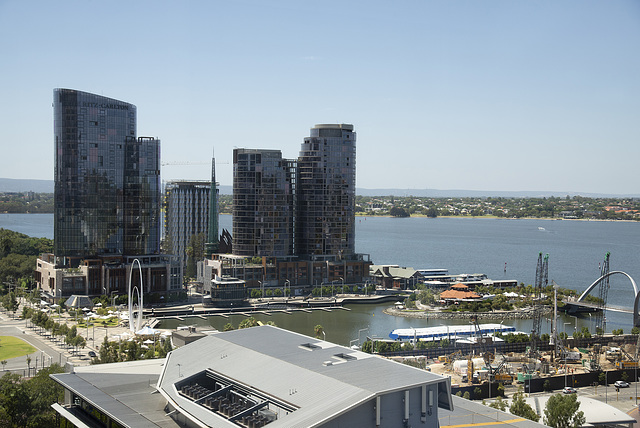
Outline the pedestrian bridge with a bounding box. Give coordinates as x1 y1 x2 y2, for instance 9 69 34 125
574 271 639 326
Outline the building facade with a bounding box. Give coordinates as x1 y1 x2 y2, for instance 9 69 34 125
164 181 210 268
232 149 294 257
296 124 356 258
199 125 369 295
37 89 180 300
53 89 161 261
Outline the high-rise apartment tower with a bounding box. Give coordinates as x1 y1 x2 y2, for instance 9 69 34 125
232 149 294 257
164 181 210 268
296 124 356 258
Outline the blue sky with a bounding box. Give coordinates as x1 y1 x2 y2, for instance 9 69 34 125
1 0 638 194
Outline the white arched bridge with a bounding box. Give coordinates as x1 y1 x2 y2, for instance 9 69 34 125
570 271 640 327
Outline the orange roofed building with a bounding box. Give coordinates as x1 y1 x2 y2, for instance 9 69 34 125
439 283 481 301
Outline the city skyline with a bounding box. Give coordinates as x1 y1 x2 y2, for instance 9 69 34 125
1 1 638 194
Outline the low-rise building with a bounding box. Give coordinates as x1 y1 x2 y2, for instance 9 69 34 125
36 253 182 301
51 326 454 427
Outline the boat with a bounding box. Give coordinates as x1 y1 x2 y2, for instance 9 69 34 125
389 323 515 342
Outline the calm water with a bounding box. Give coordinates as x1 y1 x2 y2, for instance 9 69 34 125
2 213 639 345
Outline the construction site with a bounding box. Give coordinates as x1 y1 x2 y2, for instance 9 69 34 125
393 252 640 398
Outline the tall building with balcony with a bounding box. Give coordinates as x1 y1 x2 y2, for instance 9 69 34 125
296 124 356 258
201 125 369 294
37 89 180 300
232 149 294 257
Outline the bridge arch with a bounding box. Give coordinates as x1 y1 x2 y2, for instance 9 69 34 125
577 271 639 327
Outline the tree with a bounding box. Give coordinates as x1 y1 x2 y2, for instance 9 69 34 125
0 364 64 427
238 317 259 329
389 207 410 218
474 387 482 400
0 372 30 427
510 388 539 422
223 323 235 331
185 233 206 279
543 393 585 428
463 391 471 400
1 360 6 371
488 396 508 411
314 325 324 339
598 372 606 386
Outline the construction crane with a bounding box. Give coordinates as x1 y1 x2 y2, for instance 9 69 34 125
532 253 549 354
595 252 611 334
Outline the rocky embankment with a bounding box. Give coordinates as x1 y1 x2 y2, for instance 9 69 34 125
383 306 552 320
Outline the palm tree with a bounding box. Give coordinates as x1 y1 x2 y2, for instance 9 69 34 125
1 360 7 371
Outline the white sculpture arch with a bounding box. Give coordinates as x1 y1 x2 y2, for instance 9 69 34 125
128 258 144 332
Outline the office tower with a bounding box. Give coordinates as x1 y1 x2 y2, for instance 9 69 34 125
53 88 160 261
164 181 211 268
232 149 294 257
37 89 179 300
296 124 356 258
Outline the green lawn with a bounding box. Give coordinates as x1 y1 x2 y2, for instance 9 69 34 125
0 336 37 360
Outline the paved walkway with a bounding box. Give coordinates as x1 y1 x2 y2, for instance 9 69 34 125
0 305 170 377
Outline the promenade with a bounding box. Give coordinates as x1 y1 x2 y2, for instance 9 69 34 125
0 303 167 377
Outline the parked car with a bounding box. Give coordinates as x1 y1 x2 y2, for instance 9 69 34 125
88 351 97 358
562 387 577 394
615 381 630 388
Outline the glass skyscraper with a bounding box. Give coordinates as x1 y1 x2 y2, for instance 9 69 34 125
232 149 294 257
296 124 356 258
53 89 160 264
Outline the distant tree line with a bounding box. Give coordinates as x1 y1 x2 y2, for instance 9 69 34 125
0 192 54 213
0 229 52 288
356 195 640 221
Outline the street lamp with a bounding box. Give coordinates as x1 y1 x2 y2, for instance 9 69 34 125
571 315 578 334
331 280 339 297
358 328 369 347
258 281 263 301
285 280 290 299
340 277 344 295
564 322 571 386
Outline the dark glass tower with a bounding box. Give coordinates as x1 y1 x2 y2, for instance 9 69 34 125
232 149 294 257
296 124 356 258
53 89 160 264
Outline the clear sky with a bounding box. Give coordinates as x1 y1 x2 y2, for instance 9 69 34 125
1 0 638 194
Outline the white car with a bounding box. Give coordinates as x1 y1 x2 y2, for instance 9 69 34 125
614 381 630 388
562 387 577 394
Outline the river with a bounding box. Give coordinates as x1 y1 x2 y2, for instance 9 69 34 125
1 213 639 345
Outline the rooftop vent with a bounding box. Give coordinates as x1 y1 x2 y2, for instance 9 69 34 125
298 343 321 351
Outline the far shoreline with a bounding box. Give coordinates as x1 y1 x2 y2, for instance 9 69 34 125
355 213 637 223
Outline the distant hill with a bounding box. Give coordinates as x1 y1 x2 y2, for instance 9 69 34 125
0 178 54 193
1 178 637 198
